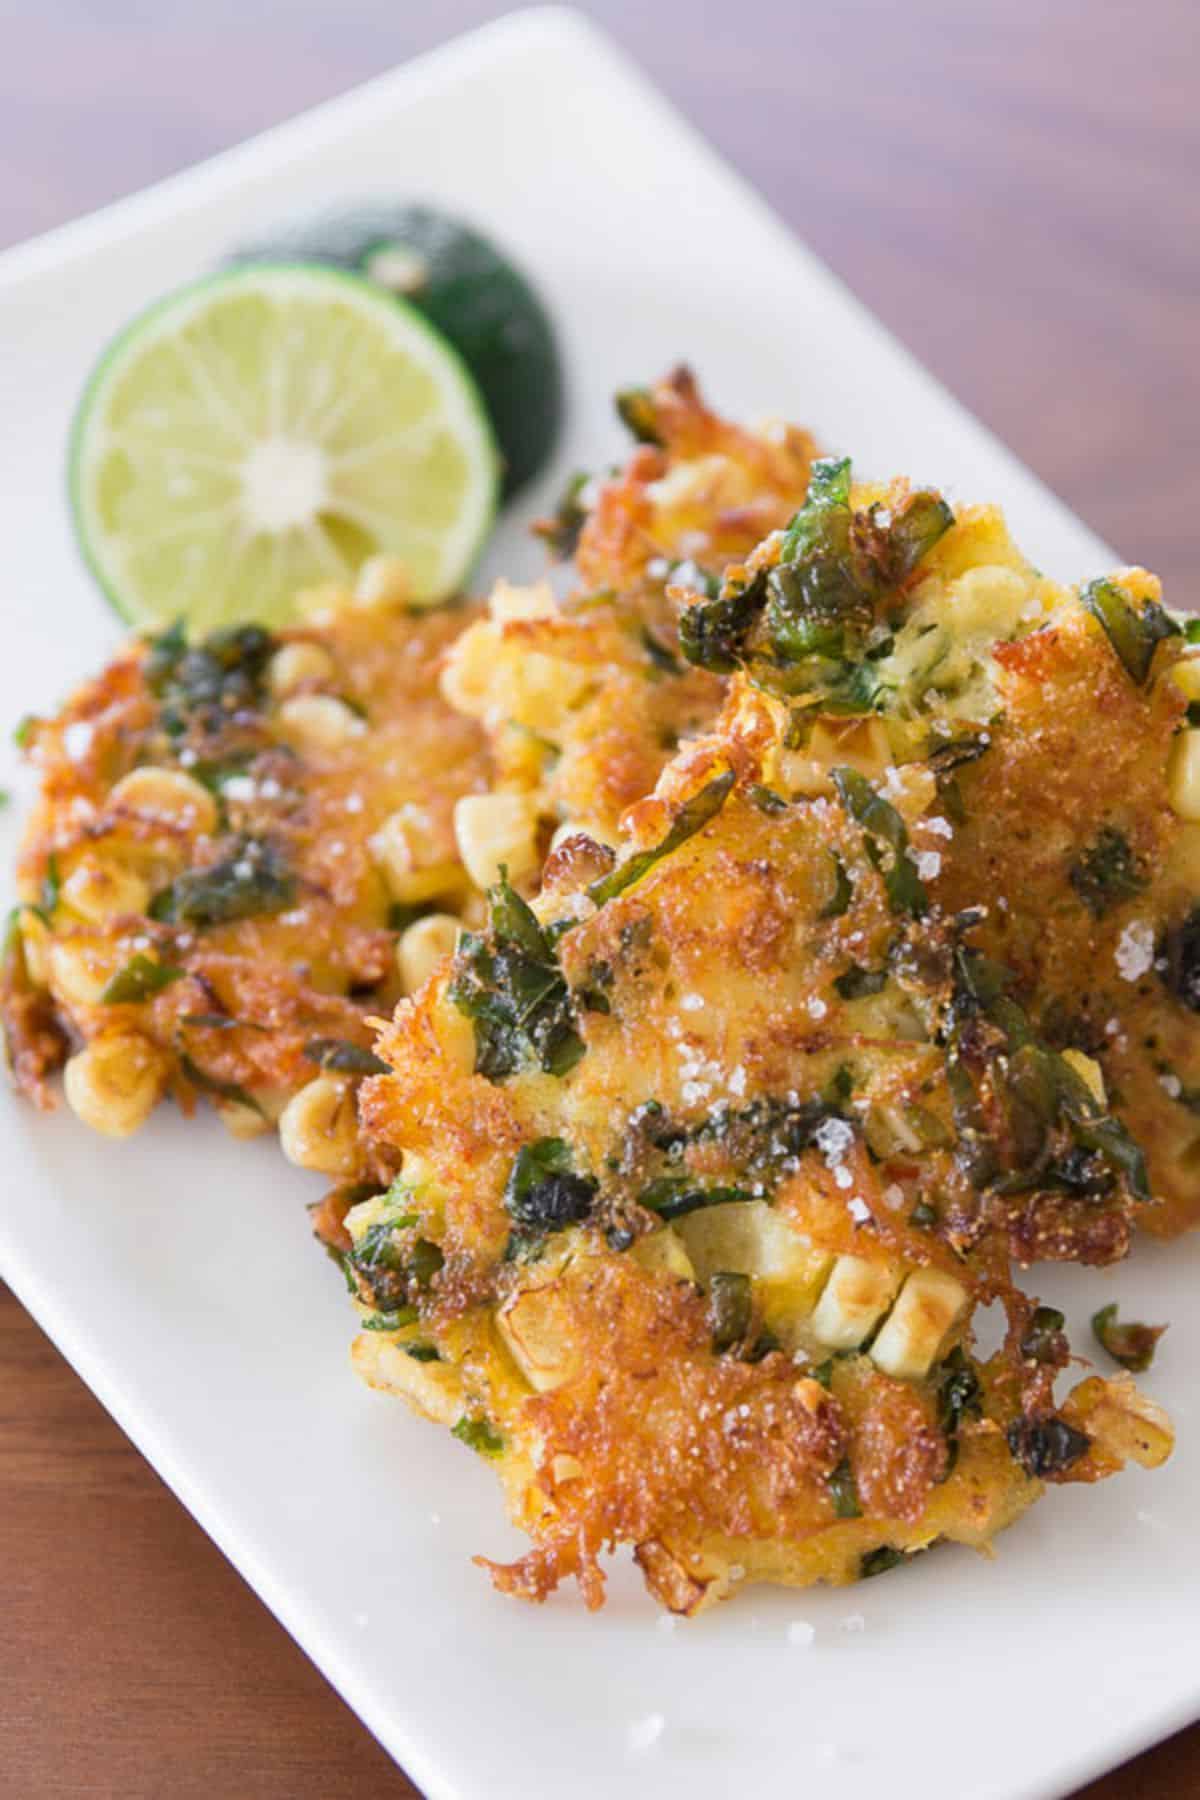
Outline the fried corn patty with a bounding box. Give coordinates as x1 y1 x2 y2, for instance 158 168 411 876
326 468 1181 1610
1 589 489 1165
673 455 1200 1238
440 367 817 851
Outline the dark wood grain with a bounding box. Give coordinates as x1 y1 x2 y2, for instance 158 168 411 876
1 3 1197 1795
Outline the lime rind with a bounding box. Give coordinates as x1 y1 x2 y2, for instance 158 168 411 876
68 263 500 633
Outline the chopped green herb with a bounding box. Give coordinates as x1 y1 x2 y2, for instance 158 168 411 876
678 569 765 673
181 1012 266 1031
909 1200 938 1230
638 1177 754 1221
178 1052 264 1117
402 1342 441 1363
40 853 61 917
1020 1306 1065 1363
707 1271 753 1354
449 874 584 1080
1160 906 1200 1013
832 766 928 917
614 386 662 445
1080 578 1178 685
149 837 294 927
452 1415 504 1457
13 714 37 750
532 469 590 560
505 1137 598 1233
828 1457 862 1518
99 954 186 1005
361 1308 419 1331
1185 620 1200 645
747 783 788 816
586 770 735 908
144 619 275 724
936 1346 982 1474
302 1038 391 1076
834 963 887 1001
819 852 854 919
860 1545 907 1579
949 948 1150 1202
1091 1303 1166 1373
678 457 952 707
1006 1414 1090 1478
1069 828 1146 917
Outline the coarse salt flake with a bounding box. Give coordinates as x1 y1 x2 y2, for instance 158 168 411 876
883 1183 906 1210
1114 921 1155 983
833 1165 853 1190
915 849 942 880
815 1117 855 1163
847 1196 871 1224
63 721 93 762
807 995 828 1020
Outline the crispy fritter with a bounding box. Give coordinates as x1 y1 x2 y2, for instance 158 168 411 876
1 593 488 1163
928 580 1200 1236
342 480 1178 1608
441 368 816 849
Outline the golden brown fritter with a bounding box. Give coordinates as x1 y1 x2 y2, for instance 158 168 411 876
440 368 817 853
929 580 1200 1236
340 598 1171 1608
2 593 488 1164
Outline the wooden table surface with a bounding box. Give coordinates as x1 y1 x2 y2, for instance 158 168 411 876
1 3 1197 1795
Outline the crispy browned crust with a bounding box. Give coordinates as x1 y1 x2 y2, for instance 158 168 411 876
356 688 1171 1606
2 602 489 1136
933 593 1199 1235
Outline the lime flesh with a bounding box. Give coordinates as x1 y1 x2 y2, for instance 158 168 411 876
70 265 499 633
228 203 563 499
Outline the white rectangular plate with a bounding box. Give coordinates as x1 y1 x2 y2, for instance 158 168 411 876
1 11 1196 1799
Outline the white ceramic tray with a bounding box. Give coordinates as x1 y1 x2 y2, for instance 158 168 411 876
1 11 1195 1798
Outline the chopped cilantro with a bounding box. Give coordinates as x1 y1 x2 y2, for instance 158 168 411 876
99 954 186 1005
1091 1302 1166 1373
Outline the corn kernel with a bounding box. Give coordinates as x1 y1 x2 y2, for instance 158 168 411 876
62 1031 170 1138
497 1279 581 1393
397 912 460 994
267 640 336 699
276 694 366 753
1167 729 1200 822
371 803 461 905
870 1269 967 1380
109 767 218 835
487 579 557 624
810 1255 901 1350
278 1074 361 1176
454 791 539 890
48 939 116 1010
439 622 497 719
351 1331 464 1424
354 554 411 610
60 853 150 925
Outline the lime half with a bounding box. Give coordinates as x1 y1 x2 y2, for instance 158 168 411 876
69 264 500 632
